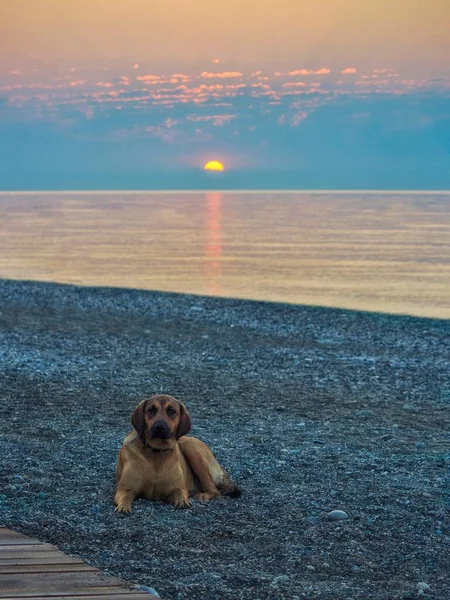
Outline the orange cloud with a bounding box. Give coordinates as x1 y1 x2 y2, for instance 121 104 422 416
136 74 162 82
282 82 307 88
287 68 331 76
341 68 357 74
200 71 243 79
172 73 190 82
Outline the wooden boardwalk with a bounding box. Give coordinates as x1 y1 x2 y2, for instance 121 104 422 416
0 527 159 599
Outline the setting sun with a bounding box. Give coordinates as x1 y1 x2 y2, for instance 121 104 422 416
204 160 225 172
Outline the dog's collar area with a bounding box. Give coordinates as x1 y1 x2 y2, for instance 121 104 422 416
143 440 173 454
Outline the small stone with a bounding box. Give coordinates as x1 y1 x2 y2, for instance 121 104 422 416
38 492 47 500
248 435 262 444
327 510 349 521
275 406 286 412
415 442 426 449
271 575 290 587
138 586 160 597
417 582 430 595
306 565 315 571
357 409 375 418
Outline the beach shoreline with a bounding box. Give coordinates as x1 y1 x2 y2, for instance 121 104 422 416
0 279 448 599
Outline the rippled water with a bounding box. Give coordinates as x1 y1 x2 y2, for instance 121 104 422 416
0 191 449 318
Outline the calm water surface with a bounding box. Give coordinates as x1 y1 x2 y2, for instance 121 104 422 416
0 191 449 318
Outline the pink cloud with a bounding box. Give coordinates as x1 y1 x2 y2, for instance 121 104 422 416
291 111 308 126
133 64 139 70
57 80 88 89
282 82 307 88
200 71 243 79
172 73 190 82
286 68 331 76
9 70 20 75
341 68 357 74
136 74 162 82
187 114 235 126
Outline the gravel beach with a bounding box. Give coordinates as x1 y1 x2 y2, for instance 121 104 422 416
0 278 449 599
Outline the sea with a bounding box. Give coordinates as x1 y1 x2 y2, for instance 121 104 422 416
0 191 449 319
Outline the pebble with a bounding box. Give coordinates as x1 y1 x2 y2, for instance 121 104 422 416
415 442 426 449
271 575 290 587
357 409 375 418
327 510 349 521
417 582 430 595
138 586 160 597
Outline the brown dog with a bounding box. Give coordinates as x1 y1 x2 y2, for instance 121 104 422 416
114 394 241 513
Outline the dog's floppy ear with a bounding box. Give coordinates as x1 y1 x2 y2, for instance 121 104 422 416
131 400 148 441
176 401 191 439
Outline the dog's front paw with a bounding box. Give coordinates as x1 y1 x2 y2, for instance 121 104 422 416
173 497 192 509
195 490 219 503
168 489 192 509
195 492 213 503
115 504 132 514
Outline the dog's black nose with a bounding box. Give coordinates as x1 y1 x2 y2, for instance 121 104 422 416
150 420 172 439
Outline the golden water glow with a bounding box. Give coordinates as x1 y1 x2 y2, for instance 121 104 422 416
0 192 449 319
204 161 225 172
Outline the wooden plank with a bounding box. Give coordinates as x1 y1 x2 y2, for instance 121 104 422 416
0 557 85 567
0 531 44 547
0 590 143 599
0 571 127 595
2 590 157 600
0 545 59 554
0 529 160 599
0 564 97 574
0 553 83 564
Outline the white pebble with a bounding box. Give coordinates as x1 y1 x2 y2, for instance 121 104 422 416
271 575 290 587
417 582 430 595
327 510 349 521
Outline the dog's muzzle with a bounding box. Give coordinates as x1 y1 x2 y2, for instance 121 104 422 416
150 421 173 439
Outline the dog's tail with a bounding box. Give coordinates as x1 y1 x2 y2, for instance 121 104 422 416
219 477 242 498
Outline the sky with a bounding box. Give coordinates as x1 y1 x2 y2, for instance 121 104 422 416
1 0 450 190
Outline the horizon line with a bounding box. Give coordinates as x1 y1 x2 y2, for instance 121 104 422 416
0 189 450 196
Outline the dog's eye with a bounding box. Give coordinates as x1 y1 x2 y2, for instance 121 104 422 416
166 407 177 417
147 406 157 416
